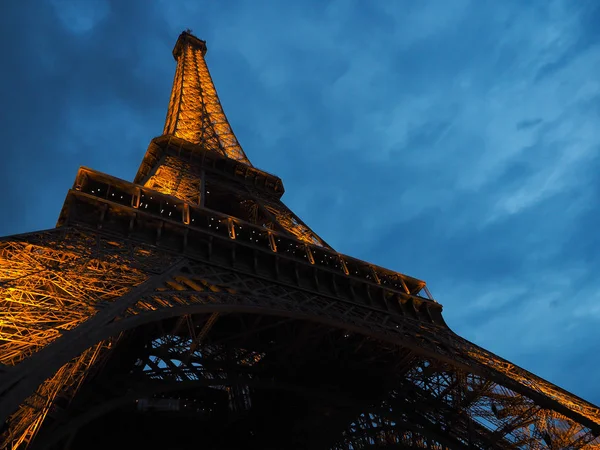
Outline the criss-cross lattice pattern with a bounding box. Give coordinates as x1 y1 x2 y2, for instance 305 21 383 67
141 158 328 247
336 359 600 449
0 229 177 450
144 157 201 204
0 232 150 365
2 235 599 449
259 195 325 246
18 295 600 449
163 33 252 165
4 341 111 450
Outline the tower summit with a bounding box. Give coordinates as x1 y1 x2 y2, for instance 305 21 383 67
0 30 599 449
163 30 251 165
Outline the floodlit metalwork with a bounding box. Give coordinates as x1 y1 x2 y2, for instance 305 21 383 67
0 234 148 366
144 156 201 204
5 341 108 450
0 30 599 449
163 32 251 165
0 230 175 449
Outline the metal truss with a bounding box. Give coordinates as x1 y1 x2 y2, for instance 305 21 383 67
1 227 599 449
0 228 181 449
144 156 201 205
162 31 251 165
61 165 428 302
134 149 329 247
140 29 331 246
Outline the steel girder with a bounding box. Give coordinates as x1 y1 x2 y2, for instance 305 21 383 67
1 227 599 449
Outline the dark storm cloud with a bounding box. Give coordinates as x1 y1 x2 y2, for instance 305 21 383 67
1 0 599 406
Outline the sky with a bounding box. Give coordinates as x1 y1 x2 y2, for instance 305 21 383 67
1 1 599 406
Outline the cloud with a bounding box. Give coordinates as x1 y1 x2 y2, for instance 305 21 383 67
49 0 110 34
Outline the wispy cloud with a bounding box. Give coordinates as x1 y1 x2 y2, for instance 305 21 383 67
49 0 110 34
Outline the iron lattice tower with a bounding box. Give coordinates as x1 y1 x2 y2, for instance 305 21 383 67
0 31 599 450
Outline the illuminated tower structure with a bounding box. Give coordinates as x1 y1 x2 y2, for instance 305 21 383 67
1 31 599 450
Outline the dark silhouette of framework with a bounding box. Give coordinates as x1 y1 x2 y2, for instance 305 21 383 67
1 30 599 450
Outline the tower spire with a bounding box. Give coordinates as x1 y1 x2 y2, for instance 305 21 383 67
163 30 252 166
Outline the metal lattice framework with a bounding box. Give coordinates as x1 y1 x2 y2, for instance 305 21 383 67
1 29 599 449
0 229 181 449
163 32 251 165
144 156 201 204
1 228 599 449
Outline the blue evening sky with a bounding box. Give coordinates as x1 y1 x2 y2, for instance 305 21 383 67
1 1 599 405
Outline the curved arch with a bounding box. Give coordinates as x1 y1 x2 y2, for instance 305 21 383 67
4 291 600 449
1 292 451 424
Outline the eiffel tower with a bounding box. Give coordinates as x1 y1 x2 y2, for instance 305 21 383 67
1 30 599 450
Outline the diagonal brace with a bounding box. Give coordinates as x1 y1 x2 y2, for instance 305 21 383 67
0 258 188 426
